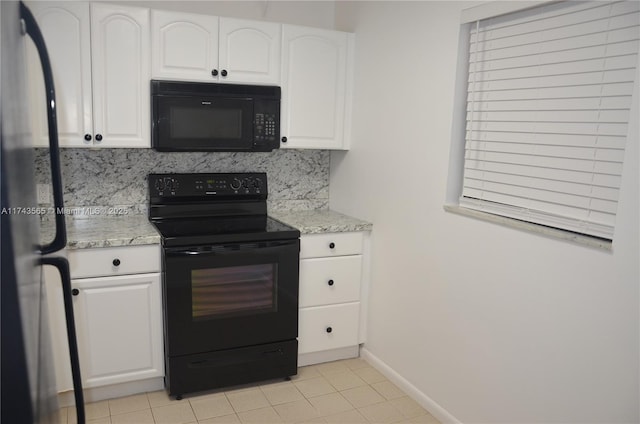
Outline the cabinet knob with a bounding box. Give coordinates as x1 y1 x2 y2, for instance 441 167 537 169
211 69 219 77
84 134 92 142
72 288 79 296
281 137 287 143
328 279 334 286
329 242 335 249
326 327 333 333
95 134 103 142
221 69 228 77
112 258 121 267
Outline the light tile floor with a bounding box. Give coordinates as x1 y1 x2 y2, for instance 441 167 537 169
60 358 441 424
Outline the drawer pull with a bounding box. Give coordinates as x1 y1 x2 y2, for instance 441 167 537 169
329 242 335 249
72 288 79 296
327 279 334 286
326 326 332 333
112 258 121 267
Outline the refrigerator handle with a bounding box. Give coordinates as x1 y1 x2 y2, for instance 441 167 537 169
40 256 85 424
20 2 67 254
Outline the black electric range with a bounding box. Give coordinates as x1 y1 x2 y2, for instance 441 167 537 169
148 172 300 398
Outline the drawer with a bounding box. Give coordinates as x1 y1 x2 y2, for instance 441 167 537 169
299 256 362 307
68 245 161 279
298 303 360 354
300 232 363 259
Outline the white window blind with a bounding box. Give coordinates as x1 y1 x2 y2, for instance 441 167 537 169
461 0 639 240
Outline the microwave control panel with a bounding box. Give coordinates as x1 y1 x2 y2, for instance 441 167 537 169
253 99 280 148
254 113 277 141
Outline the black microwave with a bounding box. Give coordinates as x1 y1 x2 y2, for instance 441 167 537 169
151 80 280 152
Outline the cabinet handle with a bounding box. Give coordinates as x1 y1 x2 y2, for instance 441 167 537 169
328 279 334 286
211 69 218 77
72 288 79 296
326 327 333 333
281 137 287 143
221 69 228 77
329 242 335 249
112 258 121 267
83 134 92 142
95 134 103 142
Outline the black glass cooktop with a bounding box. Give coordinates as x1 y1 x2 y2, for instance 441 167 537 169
151 215 300 247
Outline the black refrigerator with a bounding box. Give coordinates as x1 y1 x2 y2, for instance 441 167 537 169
1 2 85 423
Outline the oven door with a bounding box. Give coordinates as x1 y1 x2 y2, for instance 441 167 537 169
153 95 254 151
163 239 299 357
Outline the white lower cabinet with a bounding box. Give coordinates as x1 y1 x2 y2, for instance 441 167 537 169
299 303 360 354
72 273 163 388
299 256 362 307
44 245 163 394
298 232 366 364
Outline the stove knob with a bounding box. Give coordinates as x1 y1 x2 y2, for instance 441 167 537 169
155 179 165 191
242 179 250 189
230 178 241 190
165 179 174 191
253 178 262 189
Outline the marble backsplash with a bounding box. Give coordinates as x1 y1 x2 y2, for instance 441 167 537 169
34 148 330 213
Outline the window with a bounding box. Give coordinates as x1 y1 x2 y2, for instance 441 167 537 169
452 0 639 241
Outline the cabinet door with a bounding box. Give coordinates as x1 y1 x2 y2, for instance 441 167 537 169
151 10 218 82
72 273 163 388
90 3 150 147
26 1 93 147
281 25 354 150
299 303 360 354
218 18 280 84
299 256 362 307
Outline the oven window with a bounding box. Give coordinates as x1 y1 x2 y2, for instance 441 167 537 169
191 264 277 320
170 107 242 140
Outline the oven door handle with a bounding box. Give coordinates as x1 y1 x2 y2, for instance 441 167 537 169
165 240 299 257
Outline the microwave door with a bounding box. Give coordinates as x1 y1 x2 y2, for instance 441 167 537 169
155 97 254 151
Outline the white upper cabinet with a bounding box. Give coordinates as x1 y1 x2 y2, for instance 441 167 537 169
280 25 354 150
26 2 92 147
218 18 281 84
90 3 150 147
152 12 281 84
26 3 354 150
151 10 218 81
26 2 150 147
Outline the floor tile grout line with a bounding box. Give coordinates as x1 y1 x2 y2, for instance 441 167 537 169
97 359 438 424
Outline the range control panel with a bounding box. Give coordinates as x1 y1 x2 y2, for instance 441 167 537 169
149 173 267 198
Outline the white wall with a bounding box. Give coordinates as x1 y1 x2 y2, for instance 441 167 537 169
331 2 639 423
104 1 336 29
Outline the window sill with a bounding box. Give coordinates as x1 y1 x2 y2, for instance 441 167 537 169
443 204 613 251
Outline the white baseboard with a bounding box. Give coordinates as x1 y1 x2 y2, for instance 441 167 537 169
360 348 461 424
299 345 359 367
58 377 165 407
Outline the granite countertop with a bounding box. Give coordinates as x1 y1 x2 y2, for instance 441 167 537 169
42 209 372 250
270 209 372 234
40 214 160 250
